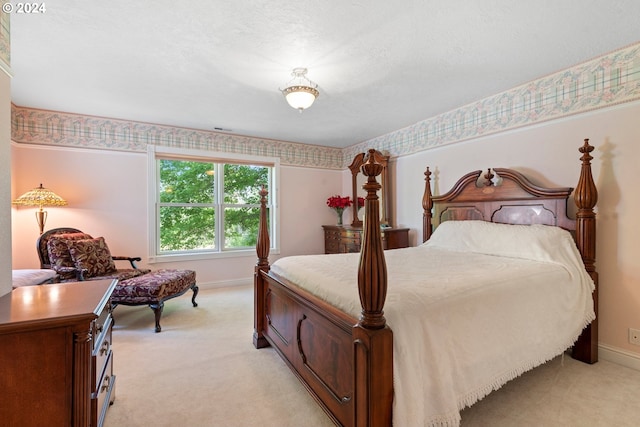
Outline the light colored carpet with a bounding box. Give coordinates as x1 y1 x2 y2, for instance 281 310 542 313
105 285 640 427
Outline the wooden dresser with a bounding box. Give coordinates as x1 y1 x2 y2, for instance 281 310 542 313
322 225 410 254
0 279 117 427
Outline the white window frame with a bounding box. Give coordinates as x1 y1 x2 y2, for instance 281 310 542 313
147 145 279 263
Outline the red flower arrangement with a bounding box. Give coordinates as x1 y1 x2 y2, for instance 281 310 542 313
354 196 365 210
326 195 352 225
326 195 352 210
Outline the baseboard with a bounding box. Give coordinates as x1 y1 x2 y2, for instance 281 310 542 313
196 277 253 290
599 343 640 372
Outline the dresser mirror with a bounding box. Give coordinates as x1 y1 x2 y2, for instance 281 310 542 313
348 149 390 227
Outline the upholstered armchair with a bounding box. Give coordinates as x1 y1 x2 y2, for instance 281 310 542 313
38 227 151 282
37 227 198 332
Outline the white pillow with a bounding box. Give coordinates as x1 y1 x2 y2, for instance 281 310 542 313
424 220 577 264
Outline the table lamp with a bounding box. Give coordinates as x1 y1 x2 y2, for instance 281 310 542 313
12 183 68 234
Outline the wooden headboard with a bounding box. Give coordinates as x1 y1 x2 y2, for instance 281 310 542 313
423 167 576 238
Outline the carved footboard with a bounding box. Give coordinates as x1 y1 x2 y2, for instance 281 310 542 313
261 275 358 425
253 151 393 427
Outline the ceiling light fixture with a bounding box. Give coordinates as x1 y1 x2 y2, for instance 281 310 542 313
281 67 319 112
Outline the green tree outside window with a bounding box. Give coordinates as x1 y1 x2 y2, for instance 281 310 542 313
158 159 270 252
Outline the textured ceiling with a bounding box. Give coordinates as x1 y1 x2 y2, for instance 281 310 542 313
8 1 640 148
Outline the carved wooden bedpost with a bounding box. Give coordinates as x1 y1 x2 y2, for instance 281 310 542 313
572 139 599 363
353 149 393 427
253 186 270 349
423 167 433 242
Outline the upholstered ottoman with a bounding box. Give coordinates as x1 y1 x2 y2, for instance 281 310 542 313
112 269 198 332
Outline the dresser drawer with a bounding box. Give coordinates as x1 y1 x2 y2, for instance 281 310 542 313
324 228 341 253
92 352 115 427
339 230 361 245
324 229 341 240
93 315 113 387
92 301 112 352
342 243 360 253
339 230 361 253
325 239 340 253
323 225 409 254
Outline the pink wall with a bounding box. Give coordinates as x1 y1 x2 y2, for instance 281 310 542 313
11 144 343 286
391 101 640 359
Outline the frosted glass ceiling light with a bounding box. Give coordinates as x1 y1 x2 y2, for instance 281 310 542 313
281 67 319 112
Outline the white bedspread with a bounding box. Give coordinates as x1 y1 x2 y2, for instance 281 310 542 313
270 221 595 427
12 269 57 288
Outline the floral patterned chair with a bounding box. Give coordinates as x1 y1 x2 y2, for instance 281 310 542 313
38 227 198 332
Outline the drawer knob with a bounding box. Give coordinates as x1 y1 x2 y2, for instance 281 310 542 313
100 339 110 356
101 375 111 392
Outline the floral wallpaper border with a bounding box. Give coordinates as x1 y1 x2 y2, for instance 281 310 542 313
343 42 640 164
10 106 345 169
0 5 10 72
11 42 640 169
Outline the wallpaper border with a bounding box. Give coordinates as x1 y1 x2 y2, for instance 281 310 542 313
11 42 640 169
10 106 345 169
0 4 10 74
343 42 640 163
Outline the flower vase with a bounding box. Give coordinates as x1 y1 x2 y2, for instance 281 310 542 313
336 209 344 226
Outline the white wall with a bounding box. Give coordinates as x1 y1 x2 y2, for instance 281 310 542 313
390 101 640 358
10 144 343 286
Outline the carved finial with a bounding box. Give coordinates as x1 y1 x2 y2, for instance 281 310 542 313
579 138 594 163
259 185 268 199
483 168 494 186
424 166 431 181
575 139 597 211
362 149 384 180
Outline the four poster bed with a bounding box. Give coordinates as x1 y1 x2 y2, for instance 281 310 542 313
253 139 598 427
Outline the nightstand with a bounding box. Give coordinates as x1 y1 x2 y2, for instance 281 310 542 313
322 225 409 254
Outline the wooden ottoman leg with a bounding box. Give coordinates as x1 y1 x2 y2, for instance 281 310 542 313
149 301 164 333
191 284 199 307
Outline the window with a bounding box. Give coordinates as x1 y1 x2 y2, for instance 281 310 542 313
148 147 278 261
